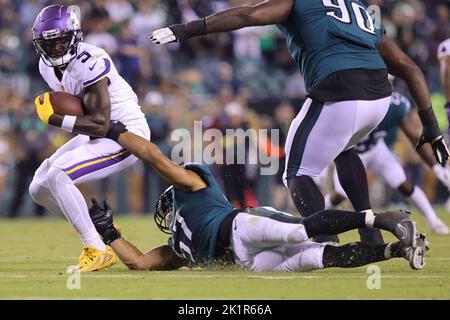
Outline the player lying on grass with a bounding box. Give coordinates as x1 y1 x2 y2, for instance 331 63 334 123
87 122 427 272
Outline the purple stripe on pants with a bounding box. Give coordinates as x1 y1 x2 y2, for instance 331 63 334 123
63 149 127 173
67 151 132 181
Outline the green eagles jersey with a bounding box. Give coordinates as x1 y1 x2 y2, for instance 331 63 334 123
168 164 235 265
278 0 387 91
354 92 412 153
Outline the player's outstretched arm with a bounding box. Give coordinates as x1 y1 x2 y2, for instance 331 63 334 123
107 122 206 191
45 78 111 137
112 241 186 271
89 199 185 270
150 0 294 44
379 36 450 165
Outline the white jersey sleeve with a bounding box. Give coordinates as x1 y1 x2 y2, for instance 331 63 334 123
437 38 450 60
79 48 112 89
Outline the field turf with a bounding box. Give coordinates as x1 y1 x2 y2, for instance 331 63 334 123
1 210 449 300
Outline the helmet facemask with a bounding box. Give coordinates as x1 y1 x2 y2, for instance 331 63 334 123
33 30 82 67
154 187 175 235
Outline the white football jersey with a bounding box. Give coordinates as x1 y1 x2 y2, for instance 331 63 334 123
39 42 146 126
437 38 450 60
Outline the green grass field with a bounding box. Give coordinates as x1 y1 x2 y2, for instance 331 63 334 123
1 210 449 300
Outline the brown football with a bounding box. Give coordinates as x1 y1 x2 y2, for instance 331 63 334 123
39 91 85 116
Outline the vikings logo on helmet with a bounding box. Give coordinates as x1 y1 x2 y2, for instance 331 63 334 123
32 4 83 67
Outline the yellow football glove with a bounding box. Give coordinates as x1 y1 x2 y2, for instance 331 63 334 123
34 92 54 125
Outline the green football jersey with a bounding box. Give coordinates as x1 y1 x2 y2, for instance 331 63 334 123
278 0 387 91
168 164 235 265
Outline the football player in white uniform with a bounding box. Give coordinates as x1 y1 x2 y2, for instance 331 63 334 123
29 5 150 272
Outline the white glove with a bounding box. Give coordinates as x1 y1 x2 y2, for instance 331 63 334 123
433 164 450 191
150 28 177 45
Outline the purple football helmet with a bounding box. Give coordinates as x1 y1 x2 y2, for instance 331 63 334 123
32 5 83 67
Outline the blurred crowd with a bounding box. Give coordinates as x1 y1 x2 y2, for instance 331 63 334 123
1 0 450 217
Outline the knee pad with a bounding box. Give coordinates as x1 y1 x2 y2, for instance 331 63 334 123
29 180 48 205
29 171 67 220
47 166 72 191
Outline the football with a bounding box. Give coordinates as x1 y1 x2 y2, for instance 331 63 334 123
39 91 85 116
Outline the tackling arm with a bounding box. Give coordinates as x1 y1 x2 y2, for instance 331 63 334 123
88 199 186 271
48 78 111 137
150 0 294 44
116 131 206 192
110 239 185 271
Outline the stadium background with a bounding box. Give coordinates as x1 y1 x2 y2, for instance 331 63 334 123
1 0 450 218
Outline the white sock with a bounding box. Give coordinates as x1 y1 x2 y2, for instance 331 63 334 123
363 209 375 228
47 167 106 251
408 187 438 226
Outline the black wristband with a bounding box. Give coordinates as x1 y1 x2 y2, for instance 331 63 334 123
170 18 207 42
418 107 440 137
106 121 128 142
102 227 121 245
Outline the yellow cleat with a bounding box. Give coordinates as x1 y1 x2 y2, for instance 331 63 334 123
77 245 117 272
